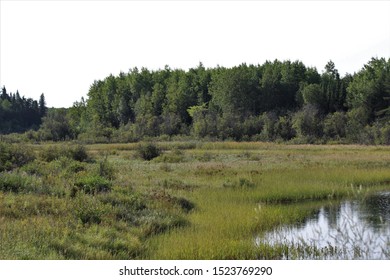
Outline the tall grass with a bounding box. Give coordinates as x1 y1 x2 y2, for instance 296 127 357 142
1 141 389 259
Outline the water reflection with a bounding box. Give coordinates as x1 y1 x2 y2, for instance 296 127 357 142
258 192 390 259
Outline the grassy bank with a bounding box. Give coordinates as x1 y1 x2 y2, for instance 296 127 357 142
1 141 389 259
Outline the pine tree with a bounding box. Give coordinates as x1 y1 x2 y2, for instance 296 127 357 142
39 93 47 117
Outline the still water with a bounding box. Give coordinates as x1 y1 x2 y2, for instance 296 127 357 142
258 192 390 259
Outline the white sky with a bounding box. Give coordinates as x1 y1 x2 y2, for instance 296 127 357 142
1 1 389 108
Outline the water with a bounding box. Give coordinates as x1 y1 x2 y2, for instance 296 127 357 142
257 192 390 259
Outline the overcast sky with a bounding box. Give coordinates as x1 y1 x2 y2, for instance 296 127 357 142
1 0 389 108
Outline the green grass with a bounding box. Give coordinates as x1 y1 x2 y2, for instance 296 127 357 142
1 141 389 259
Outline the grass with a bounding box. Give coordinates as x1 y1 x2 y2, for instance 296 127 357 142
0 141 389 259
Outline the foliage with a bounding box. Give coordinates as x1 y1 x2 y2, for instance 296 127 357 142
39 144 89 162
323 111 347 140
136 142 161 161
74 175 111 195
1 58 389 145
0 87 46 134
347 57 390 120
0 142 35 172
292 104 323 140
0 172 34 193
38 108 72 141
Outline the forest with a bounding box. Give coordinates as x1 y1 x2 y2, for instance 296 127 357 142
1 58 390 260
1 57 389 144
0 89 46 134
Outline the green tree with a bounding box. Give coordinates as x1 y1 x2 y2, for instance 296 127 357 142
323 112 347 140
39 93 47 117
347 57 390 121
39 108 72 141
292 105 323 140
210 64 259 116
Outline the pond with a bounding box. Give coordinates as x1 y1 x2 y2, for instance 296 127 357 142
256 192 390 259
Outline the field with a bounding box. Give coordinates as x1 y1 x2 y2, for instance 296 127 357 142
1 141 390 259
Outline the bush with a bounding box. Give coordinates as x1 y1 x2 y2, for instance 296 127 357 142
323 112 347 140
67 161 86 174
0 142 35 171
345 107 370 143
275 115 295 141
100 192 146 211
0 172 43 193
380 123 390 145
74 194 107 224
40 144 89 162
20 161 46 176
154 149 185 163
98 157 115 180
74 175 111 195
136 143 161 161
292 105 323 139
0 172 30 193
69 144 89 162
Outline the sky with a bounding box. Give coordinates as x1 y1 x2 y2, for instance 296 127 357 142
1 0 389 108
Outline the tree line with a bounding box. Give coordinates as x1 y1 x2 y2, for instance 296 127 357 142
0 87 47 134
2 57 390 144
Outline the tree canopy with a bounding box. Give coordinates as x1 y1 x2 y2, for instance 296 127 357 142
2 57 390 144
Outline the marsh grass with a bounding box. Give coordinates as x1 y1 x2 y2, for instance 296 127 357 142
1 141 390 259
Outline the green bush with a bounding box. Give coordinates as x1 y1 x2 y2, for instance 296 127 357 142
136 143 161 161
98 157 115 180
74 195 107 224
69 144 89 162
292 105 323 139
380 123 390 145
40 144 89 162
67 161 86 174
0 142 35 171
0 172 30 193
74 175 111 195
323 112 347 140
20 160 46 176
0 172 43 193
154 151 185 163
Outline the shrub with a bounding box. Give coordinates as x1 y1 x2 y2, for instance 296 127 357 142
345 107 370 143
20 160 52 177
0 172 29 193
100 192 146 211
98 157 115 180
40 144 89 162
154 149 185 163
67 161 86 174
0 172 44 193
292 105 323 139
69 144 89 162
275 115 295 141
74 195 107 224
175 197 195 213
380 123 390 145
258 112 278 141
74 175 111 195
323 112 347 140
0 142 35 171
136 143 161 161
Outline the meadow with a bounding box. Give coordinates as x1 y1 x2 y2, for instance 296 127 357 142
0 141 389 259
